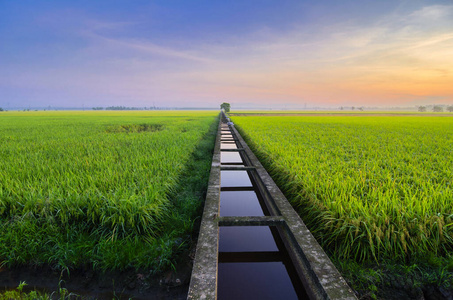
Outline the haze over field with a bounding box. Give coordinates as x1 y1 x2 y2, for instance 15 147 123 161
1 0 453 109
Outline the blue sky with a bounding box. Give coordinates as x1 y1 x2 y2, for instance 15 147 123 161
1 0 452 109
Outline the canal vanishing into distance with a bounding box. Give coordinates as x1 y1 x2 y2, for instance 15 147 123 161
218 124 309 299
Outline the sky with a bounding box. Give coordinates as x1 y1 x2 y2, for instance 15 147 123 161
1 0 453 109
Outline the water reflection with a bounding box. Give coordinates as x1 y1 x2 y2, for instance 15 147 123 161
221 143 238 149
218 262 299 300
219 226 278 252
220 191 264 217
220 171 252 187
221 152 242 163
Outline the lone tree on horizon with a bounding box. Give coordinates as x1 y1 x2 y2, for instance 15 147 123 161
418 106 427 112
220 102 231 112
433 105 444 112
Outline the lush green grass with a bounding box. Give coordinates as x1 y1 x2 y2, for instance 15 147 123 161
233 115 453 296
0 111 218 271
233 116 453 263
0 282 75 300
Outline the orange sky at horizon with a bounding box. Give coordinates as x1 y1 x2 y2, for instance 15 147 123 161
2 1 453 108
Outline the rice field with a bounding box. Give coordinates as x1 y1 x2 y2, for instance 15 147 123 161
0 111 218 271
232 115 453 263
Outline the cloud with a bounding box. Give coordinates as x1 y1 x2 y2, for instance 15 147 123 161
408 4 452 21
187 4 453 106
3 3 453 108
81 31 217 64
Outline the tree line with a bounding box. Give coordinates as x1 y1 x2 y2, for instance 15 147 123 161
93 106 165 110
418 105 453 112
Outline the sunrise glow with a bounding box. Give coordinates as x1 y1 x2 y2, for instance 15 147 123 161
1 1 452 109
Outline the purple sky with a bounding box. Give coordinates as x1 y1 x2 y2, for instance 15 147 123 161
1 0 453 109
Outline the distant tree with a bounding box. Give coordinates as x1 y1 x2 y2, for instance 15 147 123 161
418 106 427 112
92 107 104 110
351 106 355 111
358 107 364 111
220 102 231 112
447 105 453 113
0 107 3 111
105 106 142 110
340 106 344 110
433 105 444 112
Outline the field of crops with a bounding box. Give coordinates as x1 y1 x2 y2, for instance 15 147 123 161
233 116 453 263
0 111 218 271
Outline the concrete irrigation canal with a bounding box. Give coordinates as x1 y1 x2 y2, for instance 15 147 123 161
188 112 357 300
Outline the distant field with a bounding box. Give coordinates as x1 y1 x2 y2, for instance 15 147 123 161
0 111 218 270
229 111 453 117
233 116 453 262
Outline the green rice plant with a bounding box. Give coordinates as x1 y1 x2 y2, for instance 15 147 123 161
233 116 453 263
0 281 82 299
0 111 218 270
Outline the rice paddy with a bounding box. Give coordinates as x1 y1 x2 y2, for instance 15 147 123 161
2 109 452 297
0 110 218 271
232 116 453 263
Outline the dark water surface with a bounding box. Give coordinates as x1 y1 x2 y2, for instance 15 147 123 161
219 226 278 252
221 151 242 163
220 191 265 217
218 262 299 300
220 170 252 187
218 226 307 299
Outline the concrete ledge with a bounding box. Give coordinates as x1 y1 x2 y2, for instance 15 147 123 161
220 186 255 192
220 148 245 152
187 115 221 300
220 166 256 171
217 216 285 226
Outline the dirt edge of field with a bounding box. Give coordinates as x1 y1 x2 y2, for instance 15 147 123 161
0 248 194 300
